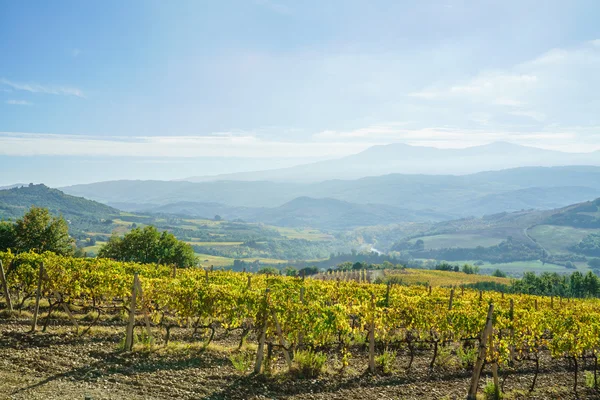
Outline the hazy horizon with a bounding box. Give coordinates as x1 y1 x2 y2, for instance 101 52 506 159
2 1 600 184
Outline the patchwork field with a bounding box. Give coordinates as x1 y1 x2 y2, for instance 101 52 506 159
527 224 599 254
408 233 504 249
194 253 289 267
270 226 335 241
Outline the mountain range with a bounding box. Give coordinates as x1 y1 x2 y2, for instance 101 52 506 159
62 166 600 225
181 142 600 182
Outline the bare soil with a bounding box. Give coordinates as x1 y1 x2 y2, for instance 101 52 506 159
0 317 598 400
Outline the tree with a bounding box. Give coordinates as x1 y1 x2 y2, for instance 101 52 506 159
214 215 222 221
14 207 74 255
98 226 196 268
588 258 600 270
284 266 298 277
0 222 16 252
258 266 279 275
492 269 507 278
336 261 353 271
462 264 480 275
299 266 319 276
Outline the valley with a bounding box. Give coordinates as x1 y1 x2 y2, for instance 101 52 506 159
2 181 600 277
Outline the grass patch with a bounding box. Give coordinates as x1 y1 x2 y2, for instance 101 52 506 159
528 224 599 255
385 269 511 287
291 350 327 378
375 349 396 375
229 352 254 372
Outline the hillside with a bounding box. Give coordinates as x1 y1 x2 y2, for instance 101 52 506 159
389 197 600 274
252 197 448 229
110 197 448 229
0 184 117 219
62 166 600 219
0 184 120 236
182 142 600 182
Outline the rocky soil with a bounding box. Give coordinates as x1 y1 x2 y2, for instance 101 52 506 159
0 318 598 400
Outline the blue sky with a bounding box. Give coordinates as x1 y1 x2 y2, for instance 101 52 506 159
1 0 600 185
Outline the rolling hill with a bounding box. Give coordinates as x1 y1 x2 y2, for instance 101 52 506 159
0 184 120 236
62 166 600 220
112 197 449 229
389 196 600 274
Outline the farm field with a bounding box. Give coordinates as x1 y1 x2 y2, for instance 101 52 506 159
412 259 575 276
194 252 289 267
1 319 595 400
81 240 107 256
408 233 504 249
1 252 600 399
527 224 599 254
480 260 574 274
384 268 512 287
269 226 334 241
187 241 244 246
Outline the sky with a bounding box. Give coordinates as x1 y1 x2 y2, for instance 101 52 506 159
1 0 600 185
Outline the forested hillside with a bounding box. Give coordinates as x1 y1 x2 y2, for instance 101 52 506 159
0 184 119 236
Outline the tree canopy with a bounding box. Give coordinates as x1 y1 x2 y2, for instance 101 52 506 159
1 207 75 255
98 226 196 268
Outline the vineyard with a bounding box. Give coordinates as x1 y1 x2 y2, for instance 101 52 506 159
1 251 600 399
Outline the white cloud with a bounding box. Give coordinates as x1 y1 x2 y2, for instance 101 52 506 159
312 123 597 152
406 40 600 134
5 100 33 106
509 110 546 122
0 132 375 158
0 78 84 98
409 72 538 104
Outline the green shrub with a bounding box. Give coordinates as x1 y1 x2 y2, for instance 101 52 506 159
229 352 253 372
585 371 598 389
483 379 502 400
375 349 396 375
434 345 457 369
292 350 327 378
456 344 478 369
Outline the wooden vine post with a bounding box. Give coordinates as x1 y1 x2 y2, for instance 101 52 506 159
134 276 153 344
247 275 252 289
448 288 455 311
467 303 494 400
254 288 270 374
369 293 376 374
271 307 292 369
0 259 12 312
509 299 515 363
385 282 391 306
31 262 45 333
124 273 139 351
171 265 177 278
488 324 500 399
298 286 305 348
